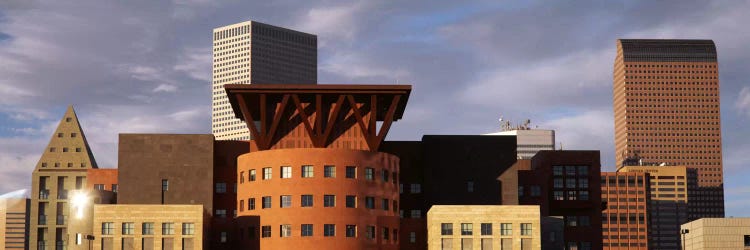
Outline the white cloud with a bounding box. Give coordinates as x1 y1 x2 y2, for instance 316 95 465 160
736 87 750 116
174 47 212 82
294 1 369 47
539 109 615 169
321 51 410 80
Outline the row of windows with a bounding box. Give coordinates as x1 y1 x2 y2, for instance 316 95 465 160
56 132 78 138
625 75 717 80
440 223 532 236
240 195 397 211
213 41 248 53
40 162 87 168
48 147 83 153
553 178 589 189
552 166 589 176
602 214 646 224
249 224 395 240
623 81 717 86
601 175 646 187
101 222 194 236
552 190 590 201
625 97 719 103
240 166 397 183
625 70 716 74
624 64 716 69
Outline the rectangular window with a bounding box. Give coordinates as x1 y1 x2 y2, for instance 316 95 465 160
249 198 256 210
142 222 154 235
182 223 195 235
382 170 389 182
365 168 374 180
162 179 169 191
302 165 314 178
410 184 421 193
301 195 313 207
281 195 292 208
122 222 134 235
461 223 473 235
577 166 589 176
325 165 336 178
280 224 291 237
567 191 577 200
579 191 589 201
579 178 589 188
501 223 512 236
262 167 272 180
531 185 541 196
324 195 335 207
441 223 453 235
553 191 564 200
554 178 563 188
567 216 578 227
262 196 272 209
301 224 313 237
553 166 563 175
383 227 389 240
480 223 492 235
365 196 375 209
367 226 376 239
566 178 576 188
346 195 356 208
566 166 576 176
281 166 292 178
250 169 256 181
240 172 245 184
215 183 227 193
346 225 357 237
94 184 105 190
261 226 271 238
579 216 590 227
382 199 389 210
346 166 356 178
467 181 474 192
518 186 524 197
520 223 532 236
324 224 335 236
102 222 114 235
410 210 421 218
410 232 416 243
216 209 226 218
162 223 174 235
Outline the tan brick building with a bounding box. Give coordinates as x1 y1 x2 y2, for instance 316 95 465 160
90 205 203 250
613 39 724 219
1 197 29 249
427 205 541 250
681 218 750 250
600 171 649 249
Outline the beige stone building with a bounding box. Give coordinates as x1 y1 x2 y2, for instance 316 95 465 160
1 197 29 249
427 205 541 250
29 106 100 250
681 218 750 250
211 20 317 140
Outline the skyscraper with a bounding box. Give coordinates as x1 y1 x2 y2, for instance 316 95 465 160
613 39 724 218
212 20 317 140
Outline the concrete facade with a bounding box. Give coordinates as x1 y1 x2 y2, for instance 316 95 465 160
486 129 555 159
1 198 29 250
211 20 317 141
681 218 750 250
427 205 542 250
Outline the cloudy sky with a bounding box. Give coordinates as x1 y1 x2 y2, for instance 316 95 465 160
1 1 749 214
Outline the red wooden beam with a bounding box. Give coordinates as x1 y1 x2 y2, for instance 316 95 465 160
372 95 402 150
347 95 372 150
321 95 346 147
236 94 265 150
267 94 290 147
292 94 317 147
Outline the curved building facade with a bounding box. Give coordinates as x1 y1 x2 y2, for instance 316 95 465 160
238 148 399 249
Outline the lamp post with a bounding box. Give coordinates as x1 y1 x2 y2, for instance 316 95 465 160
680 228 690 250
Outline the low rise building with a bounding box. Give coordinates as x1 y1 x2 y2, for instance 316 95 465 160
1 196 30 250
600 171 650 249
681 218 750 250
427 205 541 250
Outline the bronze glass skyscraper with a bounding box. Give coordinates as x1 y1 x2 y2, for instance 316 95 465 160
613 39 724 219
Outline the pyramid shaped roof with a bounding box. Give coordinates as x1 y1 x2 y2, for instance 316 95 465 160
34 105 98 170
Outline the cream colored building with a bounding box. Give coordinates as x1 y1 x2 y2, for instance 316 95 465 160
67 204 203 250
1 196 29 249
681 218 750 250
211 20 317 140
427 205 541 250
29 106 99 250
485 129 555 159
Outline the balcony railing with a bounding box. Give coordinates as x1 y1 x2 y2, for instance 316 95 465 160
38 241 47 250
56 215 66 225
57 190 68 199
39 190 50 199
38 215 47 225
55 241 66 250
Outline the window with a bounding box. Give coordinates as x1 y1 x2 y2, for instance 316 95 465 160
302 165 314 178
409 232 416 243
49 147 56 152
382 199 389 210
567 191 577 200
580 242 591 250
382 170 389 182
71 133 77 137
367 226 376 239
162 223 174 235
249 198 256 210
261 226 271 238
579 216 590 227
102 222 114 235
365 168 374 180
346 225 357 237
399 184 403 193
579 178 589 188
567 242 578 250
441 223 453 235
63 147 69 152
410 210 421 219
262 167 272 180
57 133 63 138
346 166 356 178
94 184 105 190
142 223 154 235
249 169 256 181
162 179 169 191
481 223 492 235
216 183 227 193
554 178 563 188
745 235 750 247
66 117 71 122
220 231 227 242
240 200 244 211
182 223 195 235
75 147 81 152
383 227 390 240
240 172 245 184
346 196 356 208
579 191 589 201
553 166 563 175
553 191 564 200
531 185 541 196
262 196 272 209
467 181 474 192
567 216 578 227
577 166 589 176
461 223 473 235
301 195 313 207
301 224 313 237
500 223 512 236
520 223 532 236
324 195 335 207
122 222 134 235
325 165 335 178
566 178 576 188
566 166 576 176
281 195 292 208
280 224 291 237
324 224 335 236
215 209 227 218
281 166 292 178
410 184 421 193
365 196 375 209
518 186 524 197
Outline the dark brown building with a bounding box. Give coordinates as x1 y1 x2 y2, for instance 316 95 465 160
600 171 650 250
613 39 724 219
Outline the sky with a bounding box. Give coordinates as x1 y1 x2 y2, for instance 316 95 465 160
1 0 749 215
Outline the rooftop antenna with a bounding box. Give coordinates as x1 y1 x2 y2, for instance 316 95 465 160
559 142 563 150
